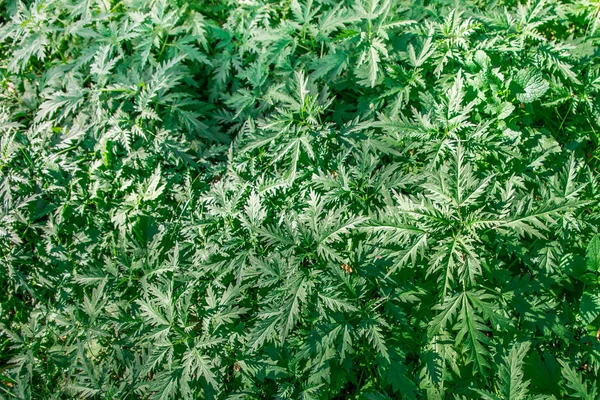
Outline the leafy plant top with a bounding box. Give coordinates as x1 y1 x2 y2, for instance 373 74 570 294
1 0 600 399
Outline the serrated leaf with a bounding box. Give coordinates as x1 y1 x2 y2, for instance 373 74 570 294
514 69 549 103
586 235 600 272
580 292 600 325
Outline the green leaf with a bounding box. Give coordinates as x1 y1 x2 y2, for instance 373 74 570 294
514 69 549 103
498 342 531 400
387 361 417 397
580 292 600 325
560 360 598 400
586 235 600 272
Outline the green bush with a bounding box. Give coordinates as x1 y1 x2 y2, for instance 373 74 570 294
1 0 600 398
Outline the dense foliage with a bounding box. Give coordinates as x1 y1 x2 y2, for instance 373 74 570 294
1 0 600 398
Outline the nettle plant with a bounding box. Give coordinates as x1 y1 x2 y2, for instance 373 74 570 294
1 0 600 399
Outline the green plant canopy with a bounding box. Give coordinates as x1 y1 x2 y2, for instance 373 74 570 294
1 0 600 398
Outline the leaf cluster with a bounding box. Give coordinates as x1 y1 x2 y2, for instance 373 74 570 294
1 0 600 399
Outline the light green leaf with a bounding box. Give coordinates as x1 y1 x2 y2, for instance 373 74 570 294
586 235 600 272
514 69 549 103
580 292 600 325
